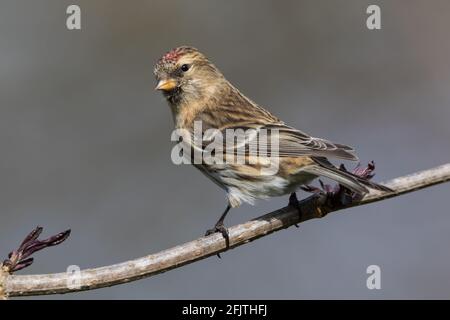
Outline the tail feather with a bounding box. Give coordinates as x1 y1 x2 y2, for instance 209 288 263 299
303 159 393 194
344 169 393 192
303 165 369 194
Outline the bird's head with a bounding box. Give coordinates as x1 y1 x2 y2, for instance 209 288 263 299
154 46 224 105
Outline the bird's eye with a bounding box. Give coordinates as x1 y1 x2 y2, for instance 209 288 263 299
180 64 190 72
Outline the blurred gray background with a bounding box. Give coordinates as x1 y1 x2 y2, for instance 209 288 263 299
1 0 449 299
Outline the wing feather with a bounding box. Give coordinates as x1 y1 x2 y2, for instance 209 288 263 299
195 122 359 161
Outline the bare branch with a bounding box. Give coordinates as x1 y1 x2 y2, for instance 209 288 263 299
1 163 449 298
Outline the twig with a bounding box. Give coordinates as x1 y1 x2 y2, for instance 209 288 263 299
1 163 449 297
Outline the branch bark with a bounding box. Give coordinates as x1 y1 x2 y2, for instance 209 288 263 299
2 163 450 298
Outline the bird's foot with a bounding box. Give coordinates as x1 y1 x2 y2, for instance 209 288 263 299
205 223 230 258
289 192 302 227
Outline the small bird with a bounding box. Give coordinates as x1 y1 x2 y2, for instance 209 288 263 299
154 46 391 245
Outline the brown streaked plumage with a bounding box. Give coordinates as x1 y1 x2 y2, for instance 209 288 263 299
154 46 391 243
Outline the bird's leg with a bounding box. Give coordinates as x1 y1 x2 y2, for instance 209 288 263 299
205 205 231 252
289 192 302 227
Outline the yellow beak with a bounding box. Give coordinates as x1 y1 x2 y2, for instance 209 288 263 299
155 78 177 91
